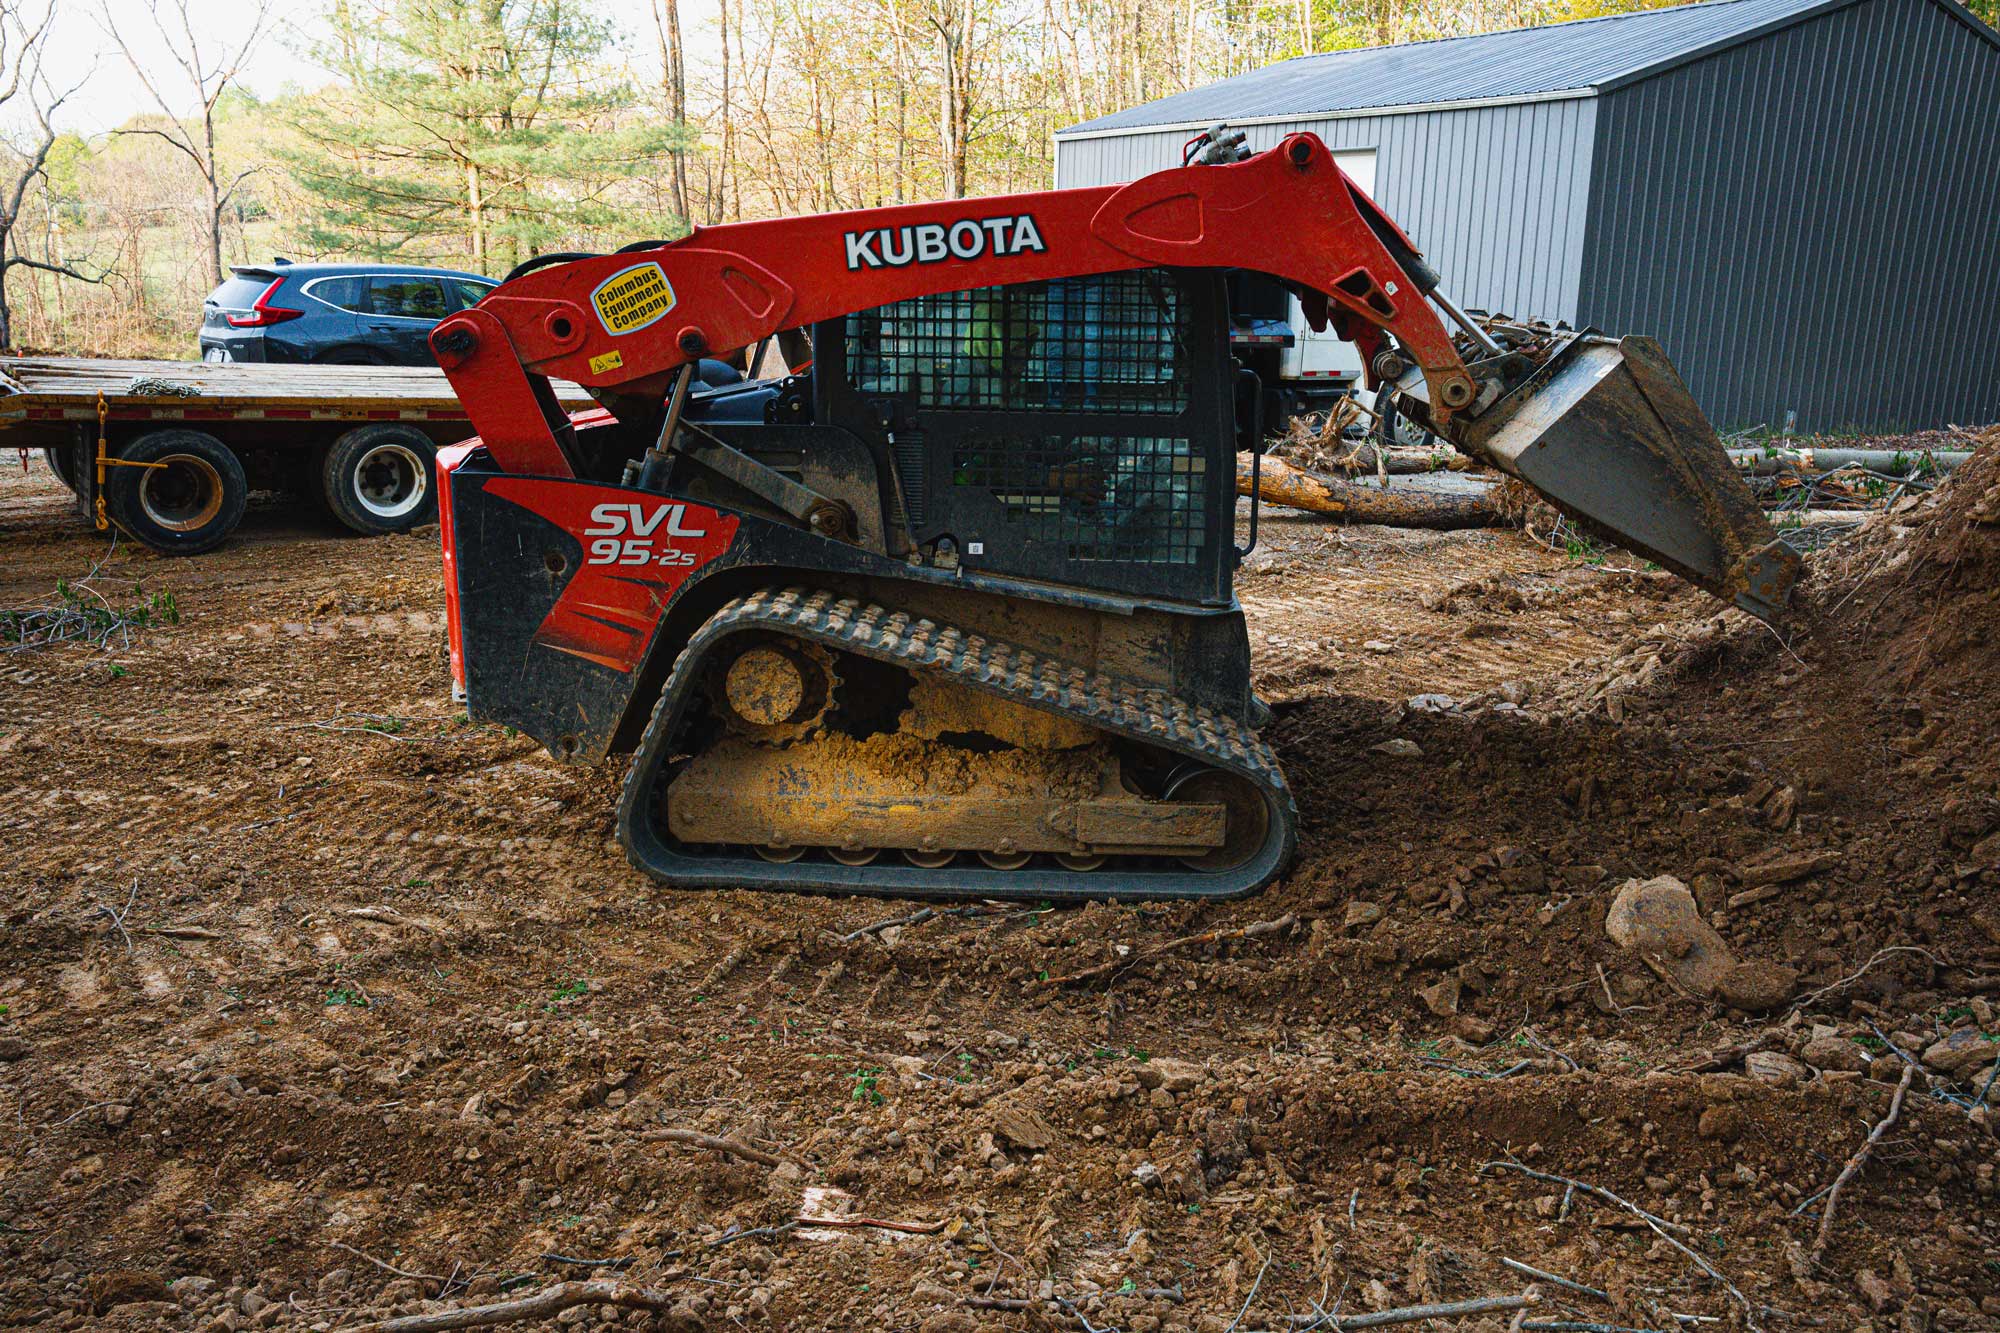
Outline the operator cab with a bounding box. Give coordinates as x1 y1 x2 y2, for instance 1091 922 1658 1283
667 268 1257 607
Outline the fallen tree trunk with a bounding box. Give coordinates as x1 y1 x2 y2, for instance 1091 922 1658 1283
1728 447 1970 476
1310 442 1478 475
1237 452 1505 530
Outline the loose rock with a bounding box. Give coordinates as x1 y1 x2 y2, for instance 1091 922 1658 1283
1604 875 1738 996
1714 960 1798 1012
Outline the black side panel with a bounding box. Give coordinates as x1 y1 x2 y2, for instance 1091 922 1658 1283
452 473 640 759
448 458 1262 762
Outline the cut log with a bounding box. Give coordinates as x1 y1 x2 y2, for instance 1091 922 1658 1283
1728 447 1970 476
1237 452 1505 529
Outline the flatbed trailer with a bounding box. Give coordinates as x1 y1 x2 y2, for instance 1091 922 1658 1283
2 356 592 554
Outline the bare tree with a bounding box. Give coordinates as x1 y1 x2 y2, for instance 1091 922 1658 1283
651 0 690 225
97 0 274 288
927 0 976 197
0 3 104 348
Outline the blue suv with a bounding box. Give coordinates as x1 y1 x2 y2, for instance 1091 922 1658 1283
198 261 497 366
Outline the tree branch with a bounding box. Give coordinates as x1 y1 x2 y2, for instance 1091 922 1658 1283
4 256 106 283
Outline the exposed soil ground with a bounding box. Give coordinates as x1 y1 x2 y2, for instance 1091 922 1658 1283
4 443 2000 1333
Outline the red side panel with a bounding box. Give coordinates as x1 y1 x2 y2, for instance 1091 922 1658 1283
483 477 739 673
435 441 480 698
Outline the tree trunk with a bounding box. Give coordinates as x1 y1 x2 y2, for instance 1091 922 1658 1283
718 0 733 223
0 231 14 349
652 0 689 225
201 115 224 288
466 162 487 274
1236 453 1505 529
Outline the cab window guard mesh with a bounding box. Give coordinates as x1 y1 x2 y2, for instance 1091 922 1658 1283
952 435 1205 566
843 271 1189 414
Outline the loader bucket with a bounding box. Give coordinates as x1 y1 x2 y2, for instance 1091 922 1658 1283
1448 334 1798 623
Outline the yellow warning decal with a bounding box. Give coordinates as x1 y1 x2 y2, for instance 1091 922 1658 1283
589 349 624 375
590 262 677 336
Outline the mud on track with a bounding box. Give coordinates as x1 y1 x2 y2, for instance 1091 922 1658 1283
3 457 1998 1333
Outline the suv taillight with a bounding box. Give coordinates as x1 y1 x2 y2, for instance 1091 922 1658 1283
225 277 304 327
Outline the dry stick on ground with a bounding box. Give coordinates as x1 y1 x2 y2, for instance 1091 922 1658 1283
331 1278 683 1333
638 1127 793 1168
1272 1292 1539 1328
1811 1060 1917 1264
842 906 937 940
1226 1246 1274 1333
1480 1164 1759 1331
328 1241 448 1286
136 925 221 940
89 876 140 951
1039 913 1297 987
793 1213 945 1235
1788 946 1946 1014
1499 1259 1610 1303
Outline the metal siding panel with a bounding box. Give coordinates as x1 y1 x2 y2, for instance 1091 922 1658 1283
1587 0 2000 430
1936 26 1995 424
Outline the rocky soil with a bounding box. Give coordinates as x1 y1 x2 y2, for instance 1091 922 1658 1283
3 436 1999 1333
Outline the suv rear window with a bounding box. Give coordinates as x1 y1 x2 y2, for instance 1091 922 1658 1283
305 275 369 312
368 277 449 319
447 278 495 311
210 274 278 308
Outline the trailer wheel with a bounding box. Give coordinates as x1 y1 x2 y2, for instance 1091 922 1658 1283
106 429 248 556
320 425 437 535
43 445 76 492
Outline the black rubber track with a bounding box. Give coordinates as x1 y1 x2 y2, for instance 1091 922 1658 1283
615 587 1297 902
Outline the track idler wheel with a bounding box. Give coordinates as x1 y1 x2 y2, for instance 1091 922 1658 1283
1165 769 1270 872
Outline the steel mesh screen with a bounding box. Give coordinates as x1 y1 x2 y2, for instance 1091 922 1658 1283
952 436 1204 565
844 271 1188 413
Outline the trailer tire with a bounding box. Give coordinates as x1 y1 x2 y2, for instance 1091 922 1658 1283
43 445 76 492
320 424 437 535
106 429 248 556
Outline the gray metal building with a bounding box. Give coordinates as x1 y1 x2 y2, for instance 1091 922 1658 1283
1055 0 2000 432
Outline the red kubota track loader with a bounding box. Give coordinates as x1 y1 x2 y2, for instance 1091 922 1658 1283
428 128 1797 903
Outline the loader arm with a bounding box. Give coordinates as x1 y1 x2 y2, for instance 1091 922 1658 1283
431 134 1477 475
434 132 1796 623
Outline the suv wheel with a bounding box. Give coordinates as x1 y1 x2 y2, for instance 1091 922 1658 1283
107 430 249 555
321 424 437 535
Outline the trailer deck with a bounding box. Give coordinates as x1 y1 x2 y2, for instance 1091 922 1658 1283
1 357 593 555
0 356 590 445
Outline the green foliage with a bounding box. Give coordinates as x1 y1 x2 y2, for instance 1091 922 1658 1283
1 581 180 651
283 0 691 272
849 1066 884 1104
325 985 369 1007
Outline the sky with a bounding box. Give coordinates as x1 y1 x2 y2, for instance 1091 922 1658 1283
32 0 693 136
37 1 338 134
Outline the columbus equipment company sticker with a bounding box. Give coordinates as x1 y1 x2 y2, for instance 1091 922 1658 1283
591 262 677 336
